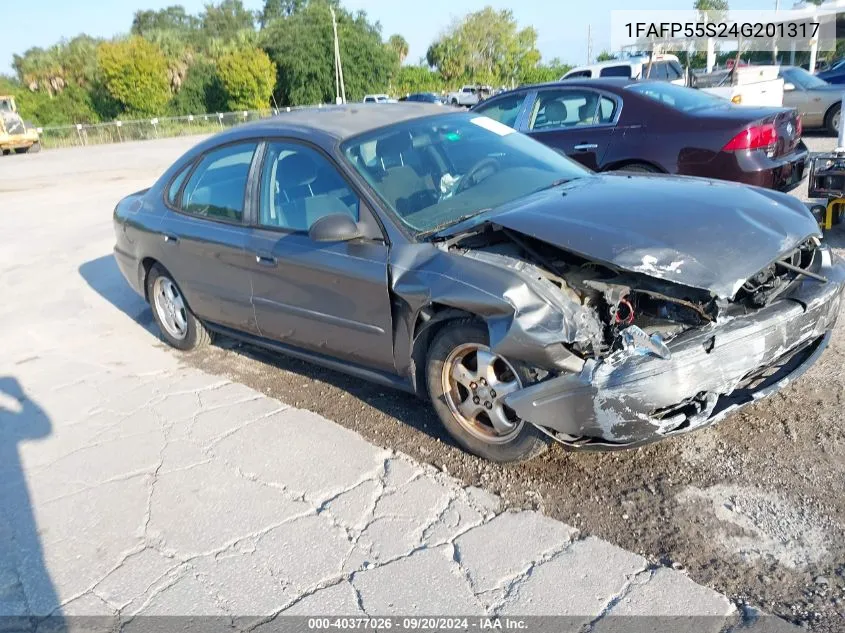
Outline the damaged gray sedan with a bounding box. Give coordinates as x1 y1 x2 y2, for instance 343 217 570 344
113 103 845 462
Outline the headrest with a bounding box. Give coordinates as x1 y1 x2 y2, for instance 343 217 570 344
544 100 568 123
376 133 413 164
278 152 317 187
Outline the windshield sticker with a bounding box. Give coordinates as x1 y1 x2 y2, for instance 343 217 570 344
470 116 515 136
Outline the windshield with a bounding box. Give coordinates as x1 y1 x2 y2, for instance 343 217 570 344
341 113 589 236
626 82 726 112
782 66 829 90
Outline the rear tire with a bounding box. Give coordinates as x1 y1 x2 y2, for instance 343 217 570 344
426 320 549 462
825 103 840 137
27 142 41 154
615 162 660 174
146 264 212 351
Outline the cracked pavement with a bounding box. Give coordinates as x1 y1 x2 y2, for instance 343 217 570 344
0 137 797 629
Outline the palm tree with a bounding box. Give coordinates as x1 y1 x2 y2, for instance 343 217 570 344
388 34 409 64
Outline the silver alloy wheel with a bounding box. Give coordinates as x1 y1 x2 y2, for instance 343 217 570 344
153 276 188 340
441 343 523 444
835 110 841 134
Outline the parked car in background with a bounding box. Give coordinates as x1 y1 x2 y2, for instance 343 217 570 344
400 92 442 105
780 66 843 135
817 59 845 85
694 65 785 107
113 104 844 461
471 78 808 191
447 85 492 107
363 94 397 103
562 55 686 85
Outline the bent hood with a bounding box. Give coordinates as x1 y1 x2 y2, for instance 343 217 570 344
487 173 821 299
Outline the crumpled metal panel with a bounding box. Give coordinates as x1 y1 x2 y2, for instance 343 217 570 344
503 254 845 444
484 173 821 299
388 243 599 376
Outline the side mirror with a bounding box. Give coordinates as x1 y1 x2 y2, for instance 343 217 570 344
784 82 796 91
308 213 362 242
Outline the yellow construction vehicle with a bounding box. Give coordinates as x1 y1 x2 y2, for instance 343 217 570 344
0 95 41 155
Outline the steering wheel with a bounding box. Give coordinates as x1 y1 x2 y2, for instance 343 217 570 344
455 157 501 195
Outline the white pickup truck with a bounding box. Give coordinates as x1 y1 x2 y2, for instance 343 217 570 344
694 65 784 108
447 85 493 107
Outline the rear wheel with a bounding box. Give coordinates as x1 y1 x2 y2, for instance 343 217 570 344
146 264 211 351
426 321 549 462
27 142 41 154
825 103 840 137
615 162 660 174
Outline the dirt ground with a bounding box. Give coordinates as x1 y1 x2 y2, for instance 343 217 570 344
176 137 845 631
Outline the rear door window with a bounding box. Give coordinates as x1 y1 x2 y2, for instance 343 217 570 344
473 92 528 128
599 65 632 78
529 89 603 130
564 70 592 79
166 162 192 206
180 142 258 223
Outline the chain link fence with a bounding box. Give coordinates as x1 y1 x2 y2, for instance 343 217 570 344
36 107 325 150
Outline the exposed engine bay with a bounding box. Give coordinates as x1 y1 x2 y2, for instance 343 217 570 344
447 225 824 362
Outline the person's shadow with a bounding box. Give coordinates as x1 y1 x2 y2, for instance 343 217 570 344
0 377 65 632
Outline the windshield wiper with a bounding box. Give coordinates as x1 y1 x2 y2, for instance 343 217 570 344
420 210 492 240
534 177 572 193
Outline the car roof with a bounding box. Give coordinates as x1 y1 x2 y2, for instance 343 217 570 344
488 77 637 98
212 102 449 144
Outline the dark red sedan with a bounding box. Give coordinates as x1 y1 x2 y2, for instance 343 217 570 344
470 78 808 191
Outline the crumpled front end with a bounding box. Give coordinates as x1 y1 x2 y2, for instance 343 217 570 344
503 250 845 448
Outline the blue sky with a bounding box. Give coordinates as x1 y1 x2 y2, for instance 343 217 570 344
0 0 771 76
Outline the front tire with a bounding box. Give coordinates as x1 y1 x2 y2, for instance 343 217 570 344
27 142 41 154
426 321 549 462
825 103 840 137
146 264 211 351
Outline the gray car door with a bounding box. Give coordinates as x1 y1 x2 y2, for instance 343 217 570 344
159 141 260 334
246 140 395 372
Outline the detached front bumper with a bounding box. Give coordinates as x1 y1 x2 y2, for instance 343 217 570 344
504 253 845 449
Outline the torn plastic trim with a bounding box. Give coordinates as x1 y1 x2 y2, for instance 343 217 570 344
502 257 845 445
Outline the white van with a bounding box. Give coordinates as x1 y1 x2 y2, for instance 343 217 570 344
562 55 686 86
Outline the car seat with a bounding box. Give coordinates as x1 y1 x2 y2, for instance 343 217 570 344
542 100 569 128
374 133 438 215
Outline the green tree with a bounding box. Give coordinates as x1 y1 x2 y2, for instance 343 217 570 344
97 36 171 116
518 58 572 85
216 47 276 109
387 34 409 64
694 0 729 22
131 6 200 36
596 50 616 62
169 59 227 114
259 0 309 27
261 1 396 105
13 47 65 95
202 0 255 40
392 65 444 96
425 7 541 86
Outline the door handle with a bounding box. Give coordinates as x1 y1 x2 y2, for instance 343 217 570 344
255 253 277 267
573 143 599 151
162 234 179 244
